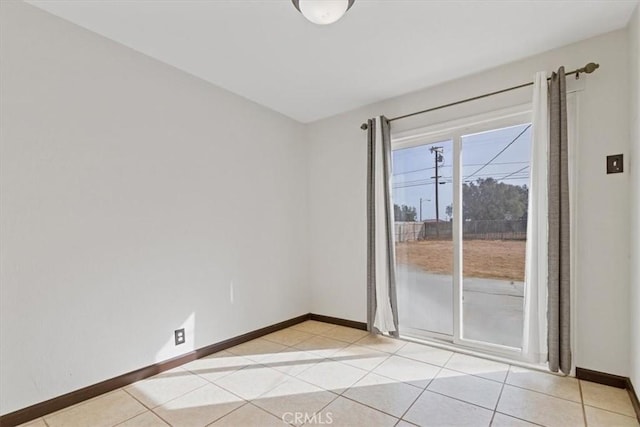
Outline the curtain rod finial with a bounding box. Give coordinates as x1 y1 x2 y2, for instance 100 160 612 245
361 123 368 130
583 62 599 73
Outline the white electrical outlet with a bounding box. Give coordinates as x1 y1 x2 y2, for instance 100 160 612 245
174 328 185 345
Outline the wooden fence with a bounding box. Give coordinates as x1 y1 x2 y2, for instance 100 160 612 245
395 219 527 242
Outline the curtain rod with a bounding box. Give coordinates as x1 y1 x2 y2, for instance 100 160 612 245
360 62 599 130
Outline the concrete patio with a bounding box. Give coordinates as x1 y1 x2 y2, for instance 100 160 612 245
397 266 524 348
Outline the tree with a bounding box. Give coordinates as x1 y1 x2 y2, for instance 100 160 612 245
394 204 417 222
447 178 528 221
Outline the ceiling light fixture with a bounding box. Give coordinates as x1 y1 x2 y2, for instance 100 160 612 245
292 0 355 25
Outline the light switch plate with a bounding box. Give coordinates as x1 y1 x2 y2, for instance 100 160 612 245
607 154 623 174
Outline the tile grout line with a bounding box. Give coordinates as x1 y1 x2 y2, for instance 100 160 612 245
295 336 410 426
40 388 123 419
396 373 443 422
582 403 640 419
289 324 339 336
202 401 252 427
489 366 508 426
340 352 392 374
434 365 507 385
46 388 150 427
422 386 504 414
245 401 298 426
285 335 407 393
109 407 154 427
491 367 544 426
492 383 586 426
288 328 417 424
43 389 142 427
363 364 439 392
579 379 589 427
207 362 296 402
193 363 297 427
400 349 514 418
226 343 391 409
262 331 326 348
395 352 453 423
337 390 402 422
185 363 245 385
128 393 174 427
181 349 263 383
317 332 371 344
123 378 210 411
400 334 551 375
493 410 547 426
267 353 326 379
294 365 368 398
293 385 342 427
328 348 446 395
580 381 639 418
504 382 584 404
251 348 364 397
249 387 339 425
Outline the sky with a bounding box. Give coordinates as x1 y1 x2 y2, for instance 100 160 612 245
392 123 532 221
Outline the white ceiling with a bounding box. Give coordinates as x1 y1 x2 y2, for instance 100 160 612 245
27 0 638 123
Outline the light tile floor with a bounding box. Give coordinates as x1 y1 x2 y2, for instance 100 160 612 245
22 321 639 427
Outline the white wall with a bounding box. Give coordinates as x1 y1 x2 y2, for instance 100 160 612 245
308 30 631 376
628 4 640 390
0 1 309 415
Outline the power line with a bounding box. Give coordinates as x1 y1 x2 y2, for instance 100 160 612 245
464 124 532 181
395 177 452 186
500 165 529 180
393 175 529 190
396 168 531 187
392 161 528 177
393 175 530 189
392 165 436 176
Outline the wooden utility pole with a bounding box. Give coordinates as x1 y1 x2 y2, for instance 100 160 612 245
430 146 444 237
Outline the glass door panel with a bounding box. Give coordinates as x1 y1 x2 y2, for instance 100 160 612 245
460 124 531 348
392 140 454 337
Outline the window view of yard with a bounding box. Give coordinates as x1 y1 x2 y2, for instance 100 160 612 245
392 123 531 348
396 239 525 282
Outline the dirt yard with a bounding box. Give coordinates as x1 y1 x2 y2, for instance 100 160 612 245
395 239 526 281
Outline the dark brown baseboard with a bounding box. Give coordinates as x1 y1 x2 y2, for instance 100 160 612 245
627 378 640 423
576 367 640 422
0 313 312 427
308 313 367 330
575 367 628 388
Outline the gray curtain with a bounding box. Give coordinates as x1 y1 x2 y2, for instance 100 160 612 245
547 67 571 374
366 118 377 333
366 116 399 337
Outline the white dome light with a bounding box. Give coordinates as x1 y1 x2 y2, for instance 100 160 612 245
292 0 355 25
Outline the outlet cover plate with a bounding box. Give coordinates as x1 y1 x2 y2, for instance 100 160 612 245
174 328 185 345
607 154 623 174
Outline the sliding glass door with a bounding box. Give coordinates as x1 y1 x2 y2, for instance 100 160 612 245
392 110 532 356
